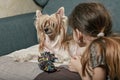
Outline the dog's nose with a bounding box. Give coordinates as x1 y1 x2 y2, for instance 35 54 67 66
44 28 49 33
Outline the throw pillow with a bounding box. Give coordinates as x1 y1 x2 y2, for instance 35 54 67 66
33 0 49 8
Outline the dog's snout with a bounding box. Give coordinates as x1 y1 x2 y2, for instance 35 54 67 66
44 28 49 32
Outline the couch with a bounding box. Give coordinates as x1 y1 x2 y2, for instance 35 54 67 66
0 0 120 80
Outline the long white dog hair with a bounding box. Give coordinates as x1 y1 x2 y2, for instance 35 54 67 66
34 7 75 65
35 7 68 53
35 7 86 66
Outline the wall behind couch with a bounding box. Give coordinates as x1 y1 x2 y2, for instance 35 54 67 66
0 0 41 18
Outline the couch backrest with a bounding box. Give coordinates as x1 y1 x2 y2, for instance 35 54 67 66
0 13 38 56
41 0 120 33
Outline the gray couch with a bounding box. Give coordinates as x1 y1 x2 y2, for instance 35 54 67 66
0 0 120 80
0 12 42 80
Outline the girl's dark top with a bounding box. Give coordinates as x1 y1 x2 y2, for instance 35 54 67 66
34 67 82 80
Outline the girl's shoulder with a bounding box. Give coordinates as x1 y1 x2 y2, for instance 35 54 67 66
90 44 106 68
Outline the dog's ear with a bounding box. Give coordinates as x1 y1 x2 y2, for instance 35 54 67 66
56 7 65 16
36 10 42 18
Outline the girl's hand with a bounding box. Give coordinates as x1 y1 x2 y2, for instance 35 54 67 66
68 56 82 72
68 62 78 72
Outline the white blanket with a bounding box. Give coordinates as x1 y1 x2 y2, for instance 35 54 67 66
7 44 40 62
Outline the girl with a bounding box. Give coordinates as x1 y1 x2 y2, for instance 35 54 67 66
69 2 120 80
34 2 120 80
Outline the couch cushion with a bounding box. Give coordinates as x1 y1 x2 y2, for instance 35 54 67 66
42 0 120 33
0 13 38 56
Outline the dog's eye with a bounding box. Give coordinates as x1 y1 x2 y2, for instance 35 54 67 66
52 23 55 28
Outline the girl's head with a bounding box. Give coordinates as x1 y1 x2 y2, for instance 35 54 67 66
69 3 112 43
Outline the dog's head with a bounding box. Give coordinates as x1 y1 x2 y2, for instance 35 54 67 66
35 7 67 39
35 7 67 41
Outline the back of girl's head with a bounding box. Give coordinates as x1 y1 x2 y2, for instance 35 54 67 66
82 37 120 79
69 2 112 37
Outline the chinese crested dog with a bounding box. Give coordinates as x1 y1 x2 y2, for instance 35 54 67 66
8 7 85 64
35 7 85 66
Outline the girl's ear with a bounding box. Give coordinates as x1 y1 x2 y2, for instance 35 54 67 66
56 7 65 16
76 29 83 40
73 29 79 42
73 29 83 43
36 10 42 18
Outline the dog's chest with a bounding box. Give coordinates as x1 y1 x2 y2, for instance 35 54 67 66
53 47 70 66
45 42 70 59
45 40 70 63
44 35 60 50
44 35 70 64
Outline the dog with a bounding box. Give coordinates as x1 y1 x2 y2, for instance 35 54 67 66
35 7 86 66
7 7 69 63
35 7 70 65
7 7 85 64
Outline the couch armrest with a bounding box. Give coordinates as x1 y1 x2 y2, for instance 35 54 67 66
0 13 38 56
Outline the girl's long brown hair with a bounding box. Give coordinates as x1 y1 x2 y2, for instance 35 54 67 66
69 2 120 79
69 2 112 37
81 37 120 79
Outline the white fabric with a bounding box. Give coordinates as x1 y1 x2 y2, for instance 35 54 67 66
7 44 40 62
